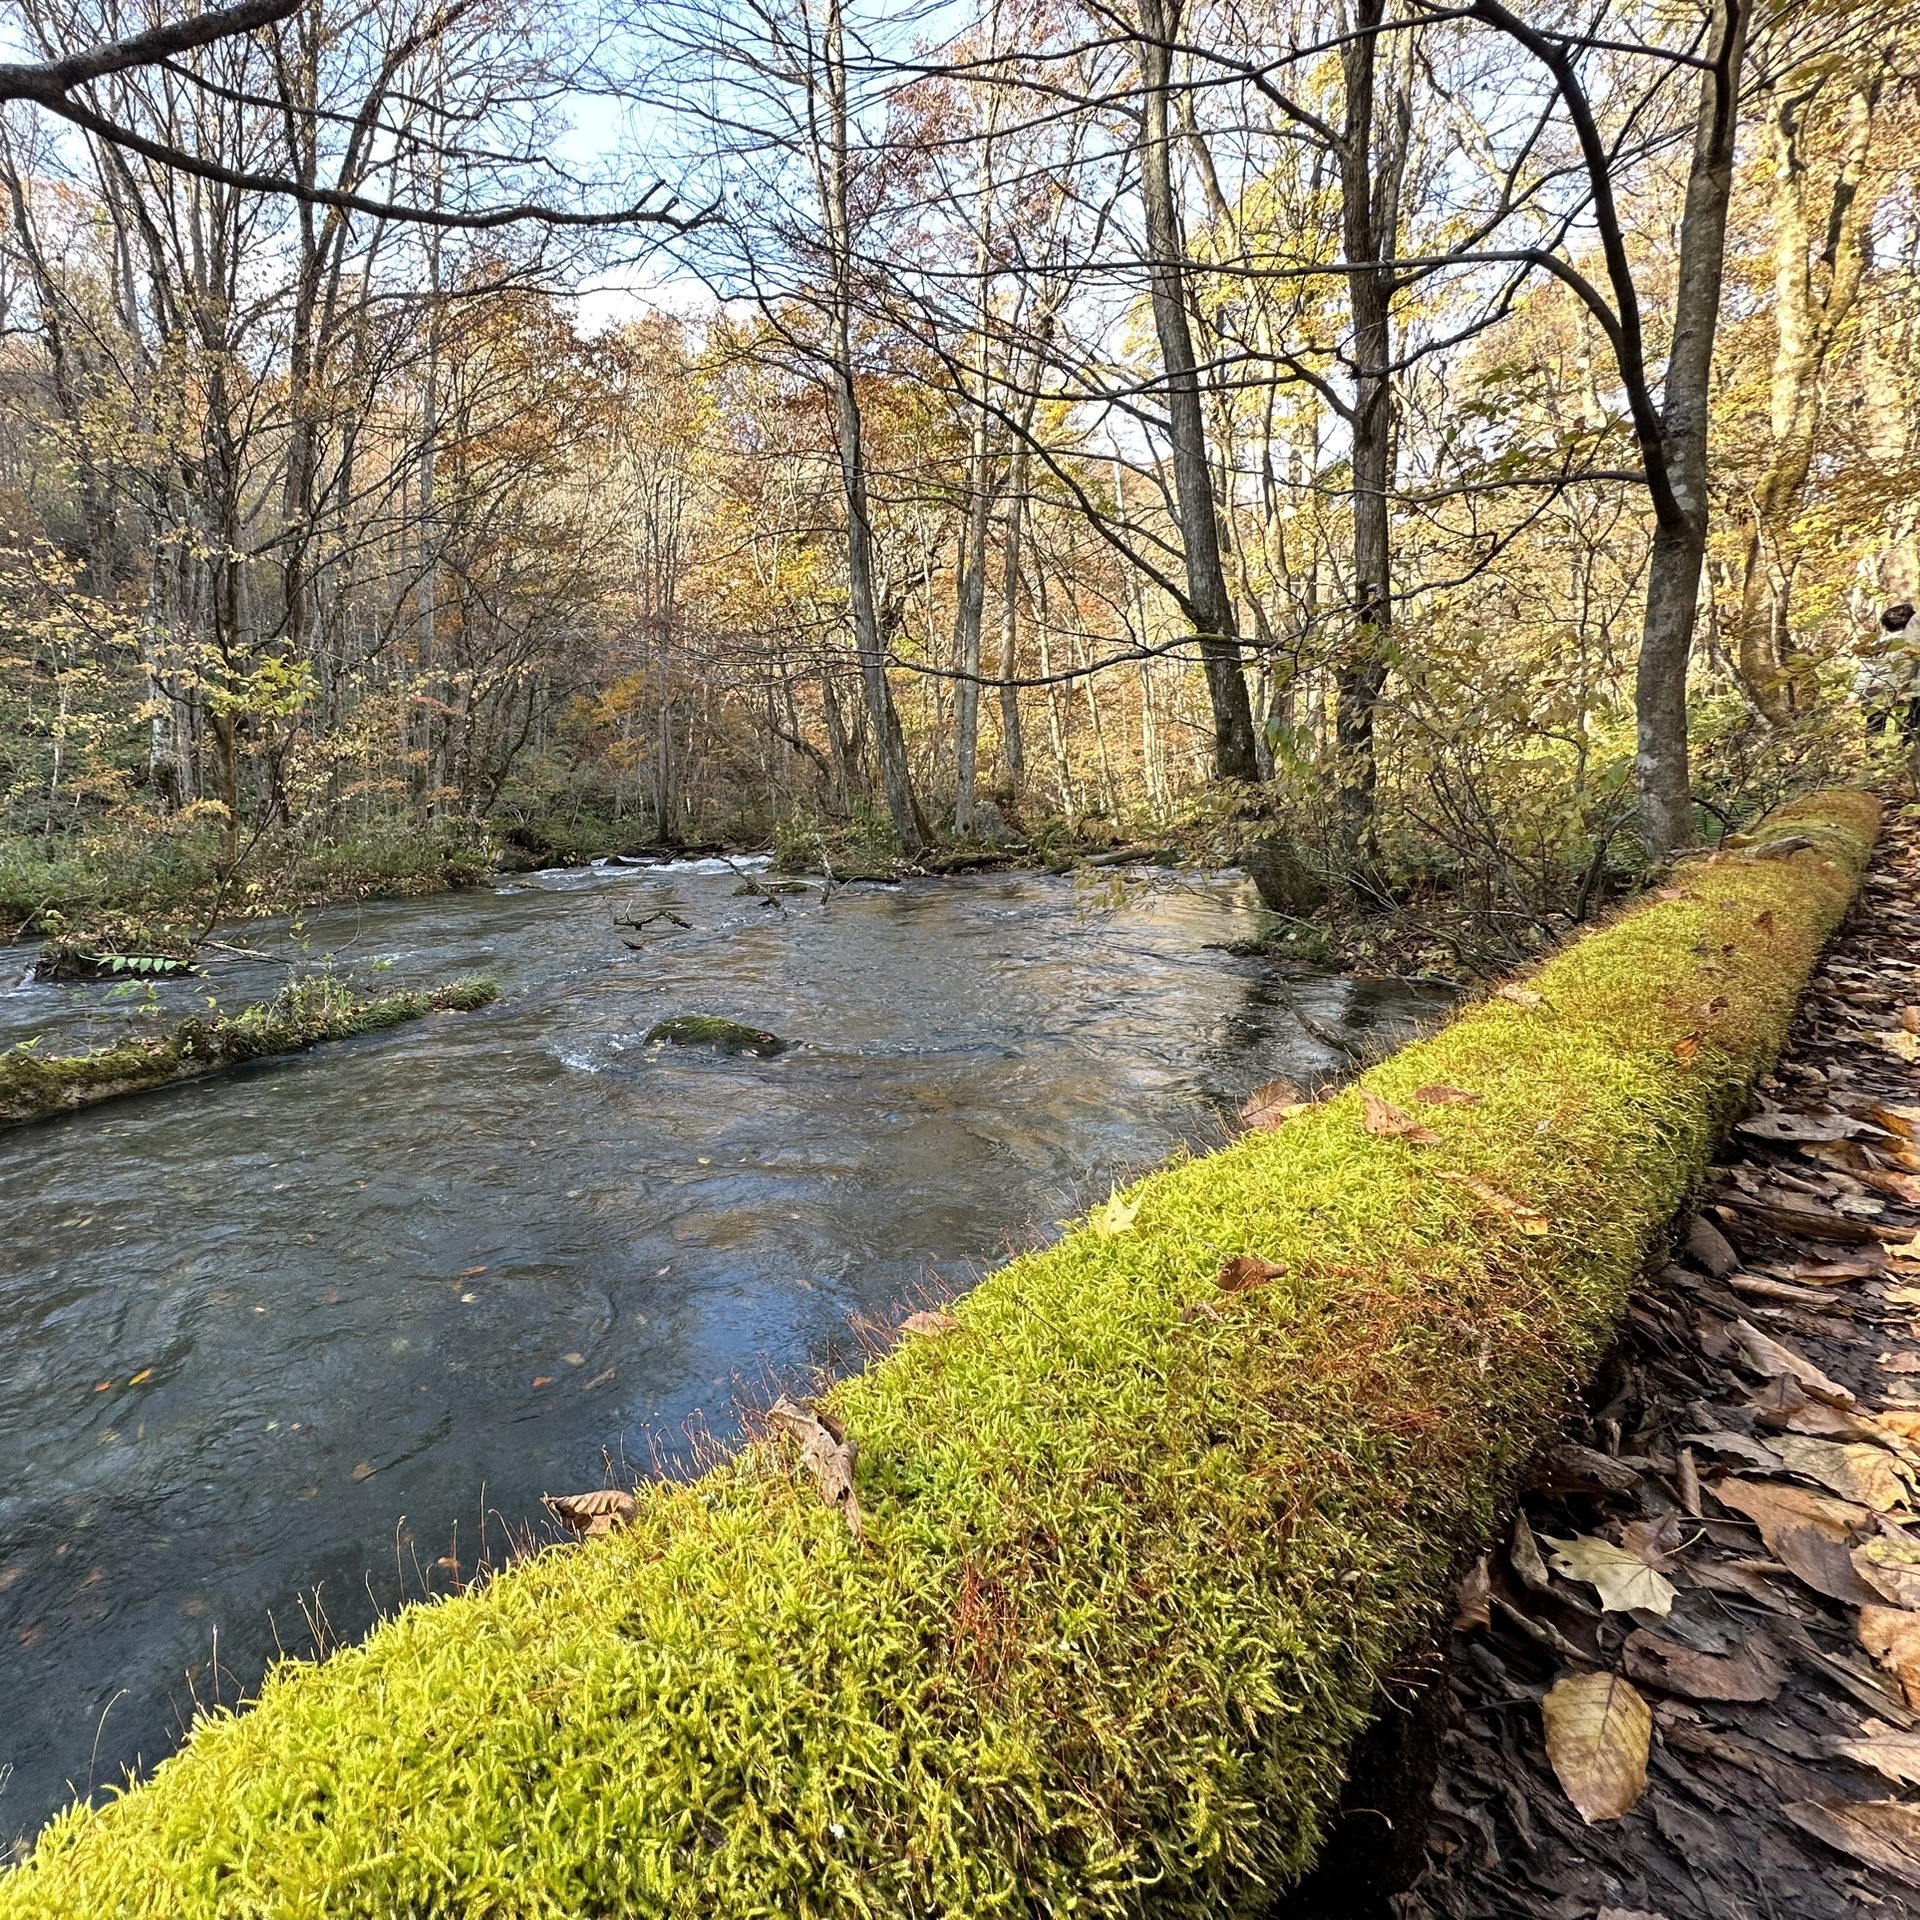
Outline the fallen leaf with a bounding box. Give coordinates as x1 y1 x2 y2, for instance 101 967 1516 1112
1497 984 1546 1009
1240 1078 1307 1130
1359 1090 1439 1144
1888 1285 1920 1308
1453 1554 1491 1632
1712 1478 1877 1604
1832 1721 1920 1787
767 1397 863 1541
1436 1171 1549 1234
1879 1411 1920 1444
1682 1428 1784 1471
1731 1319 1857 1407
1216 1253 1285 1294
1511 1512 1553 1594
1856 1534 1920 1610
1621 1627 1786 1702
1544 1533 1677 1615
1885 1030 1920 1064
1862 1607 1920 1708
1541 1671 1652 1822
1413 1083 1482 1106
458 1265 487 1277
1884 1350 1920 1375
1768 1434 1918 1512
1090 1187 1141 1237
1737 1109 1876 1144
127 1368 153 1387
1783 1798 1920 1887
542 1488 637 1539
1673 1035 1702 1065
351 1462 375 1482
1620 1516 1684 1570
899 1310 961 1337
531 1376 553 1389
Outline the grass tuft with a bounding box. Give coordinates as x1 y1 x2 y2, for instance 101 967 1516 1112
0 792 1878 1917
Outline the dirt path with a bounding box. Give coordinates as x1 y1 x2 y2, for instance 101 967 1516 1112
1400 810 1920 1920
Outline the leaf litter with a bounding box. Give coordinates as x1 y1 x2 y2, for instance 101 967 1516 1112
1402 813 1920 1920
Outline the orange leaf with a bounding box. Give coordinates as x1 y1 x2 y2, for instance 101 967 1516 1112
1217 1253 1285 1294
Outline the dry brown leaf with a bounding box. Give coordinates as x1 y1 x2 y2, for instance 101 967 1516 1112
1878 1410 1920 1444
1240 1077 1307 1131
1619 1516 1684 1570
1497 984 1546 1009
1216 1252 1285 1294
898 1310 962 1338
1436 1171 1550 1234
1768 1434 1918 1512
1511 1512 1553 1594
1359 1089 1440 1144
1710 1477 1878 1605
1673 1034 1703 1065
1831 1721 1920 1787
1861 1607 1920 1709
1731 1319 1857 1407
1884 1349 1920 1375
542 1488 638 1540
1621 1627 1786 1703
1453 1553 1491 1632
1901 1007 1920 1035
351 1462 375 1483
1782 1799 1920 1887
1856 1534 1920 1610
767 1397 863 1542
1541 1671 1652 1823
1413 1083 1483 1106
1544 1533 1677 1614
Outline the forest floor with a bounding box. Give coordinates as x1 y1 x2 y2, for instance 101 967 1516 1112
1398 805 1920 1918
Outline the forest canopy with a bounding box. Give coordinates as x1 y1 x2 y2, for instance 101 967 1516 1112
0 0 1914 966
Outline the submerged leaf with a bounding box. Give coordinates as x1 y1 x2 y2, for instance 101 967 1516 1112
1544 1533 1677 1615
1542 1671 1651 1822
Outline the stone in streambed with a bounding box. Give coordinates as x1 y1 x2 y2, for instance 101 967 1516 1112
644 1016 787 1057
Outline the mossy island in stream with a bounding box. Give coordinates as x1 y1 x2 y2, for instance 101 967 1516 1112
0 973 498 1126
643 1015 787 1056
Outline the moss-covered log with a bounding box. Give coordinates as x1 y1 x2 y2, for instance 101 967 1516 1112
0 792 1877 1918
0 975 497 1127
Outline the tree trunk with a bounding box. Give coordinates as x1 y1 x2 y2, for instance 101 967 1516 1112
1135 0 1258 782
1334 0 1409 862
1731 59 1878 722
998 447 1028 786
818 0 928 855
1634 0 1749 857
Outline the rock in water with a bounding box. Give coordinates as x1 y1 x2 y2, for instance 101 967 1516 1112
644 1016 787 1057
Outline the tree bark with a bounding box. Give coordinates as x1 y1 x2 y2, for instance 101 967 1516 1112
1135 0 1258 782
1633 0 1749 857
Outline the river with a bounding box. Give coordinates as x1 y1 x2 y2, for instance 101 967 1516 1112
0 859 1451 1853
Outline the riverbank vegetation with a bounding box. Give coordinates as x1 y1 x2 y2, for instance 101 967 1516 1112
0 791 1874 1914
0 974 497 1127
0 0 1914 974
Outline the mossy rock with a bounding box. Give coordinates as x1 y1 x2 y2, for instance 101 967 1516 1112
644 1015 787 1056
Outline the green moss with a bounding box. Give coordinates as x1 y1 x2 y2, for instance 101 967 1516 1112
0 975 498 1126
0 792 1878 1919
645 1014 788 1056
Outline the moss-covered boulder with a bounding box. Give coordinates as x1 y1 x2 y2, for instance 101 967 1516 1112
644 1014 787 1056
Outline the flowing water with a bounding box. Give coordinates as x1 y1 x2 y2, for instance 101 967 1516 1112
0 860 1452 1850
